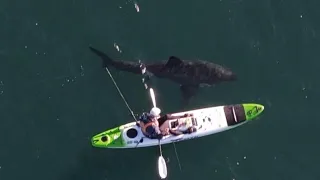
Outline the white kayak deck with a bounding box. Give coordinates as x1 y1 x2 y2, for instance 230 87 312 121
118 105 246 148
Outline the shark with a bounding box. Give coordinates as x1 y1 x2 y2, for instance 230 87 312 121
89 46 237 104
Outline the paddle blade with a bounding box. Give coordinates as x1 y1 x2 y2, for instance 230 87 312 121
150 88 156 107
158 156 167 179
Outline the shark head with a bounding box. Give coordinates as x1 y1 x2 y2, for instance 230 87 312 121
199 61 237 83
217 67 237 81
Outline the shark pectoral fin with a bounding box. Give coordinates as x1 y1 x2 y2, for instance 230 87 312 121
89 46 114 68
165 56 183 68
179 84 199 104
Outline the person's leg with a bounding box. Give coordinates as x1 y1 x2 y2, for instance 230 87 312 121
157 115 168 126
169 129 183 136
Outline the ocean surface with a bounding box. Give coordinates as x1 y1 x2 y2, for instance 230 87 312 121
1 0 320 180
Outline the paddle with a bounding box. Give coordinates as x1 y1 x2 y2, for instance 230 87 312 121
149 88 167 179
158 139 167 179
149 88 157 107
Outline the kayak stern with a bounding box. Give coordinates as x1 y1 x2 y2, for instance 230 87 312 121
91 126 125 148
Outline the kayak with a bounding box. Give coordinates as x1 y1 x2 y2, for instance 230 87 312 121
91 103 264 149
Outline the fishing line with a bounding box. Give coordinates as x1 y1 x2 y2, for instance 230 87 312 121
105 66 138 122
173 142 182 171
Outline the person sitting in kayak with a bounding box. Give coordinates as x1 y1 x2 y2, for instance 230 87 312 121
138 107 163 140
158 113 197 136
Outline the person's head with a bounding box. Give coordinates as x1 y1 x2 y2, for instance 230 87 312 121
150 107 161 117
139 112 150 123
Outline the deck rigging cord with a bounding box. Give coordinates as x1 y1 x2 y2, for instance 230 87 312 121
173 142 182 171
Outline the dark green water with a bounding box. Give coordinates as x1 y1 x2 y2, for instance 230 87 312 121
1 0 320 180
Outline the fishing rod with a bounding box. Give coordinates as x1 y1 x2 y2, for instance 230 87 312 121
101 60 151 122
104 65 138 122
103 61 152 149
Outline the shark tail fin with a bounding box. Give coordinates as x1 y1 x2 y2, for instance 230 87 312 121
89 46 114 68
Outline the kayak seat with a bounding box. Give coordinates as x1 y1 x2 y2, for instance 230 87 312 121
224 104 246 126
170 120 179 129
169 117 197 129
126 128 138 139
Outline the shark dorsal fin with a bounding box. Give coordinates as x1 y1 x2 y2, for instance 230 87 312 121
165 56 183 68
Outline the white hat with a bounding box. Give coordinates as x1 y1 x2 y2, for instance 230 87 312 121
150 107 161 117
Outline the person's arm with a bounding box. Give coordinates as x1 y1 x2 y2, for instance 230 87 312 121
166 113 192 120
169 129 183 136
157 115 168 125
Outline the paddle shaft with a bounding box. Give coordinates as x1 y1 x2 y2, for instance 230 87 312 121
150 88 157 107
140 61 167 179
159 140 163 156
